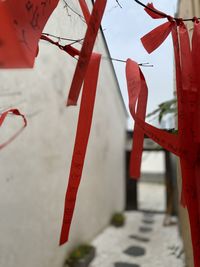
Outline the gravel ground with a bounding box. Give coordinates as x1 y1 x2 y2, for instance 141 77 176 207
90 182 185 267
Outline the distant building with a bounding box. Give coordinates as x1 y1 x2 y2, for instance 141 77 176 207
0 1 126 267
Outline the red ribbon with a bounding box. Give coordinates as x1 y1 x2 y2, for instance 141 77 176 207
178 22 200 265
192 21 200 143
79 0 91 24
126 57 200 267
59 53 101 245
0 0 59 68
40 35 80 58
0 109 27 149
130 70 148 179
41 2 106 244
144 3 169 19
66 0 107 106
130 4 200 265
126 60 181 176
141 21 174 54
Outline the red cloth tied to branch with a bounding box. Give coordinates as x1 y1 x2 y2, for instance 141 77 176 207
59 53 101 245
78 0 91 24
0 0 59 68
66 0 107 106
127 3 200 266
144 3 169 19
126 60 181 177
58 1 107 244
40 2 106 244
40 35 80 58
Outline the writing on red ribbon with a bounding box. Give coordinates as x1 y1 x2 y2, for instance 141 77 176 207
0 0 59 68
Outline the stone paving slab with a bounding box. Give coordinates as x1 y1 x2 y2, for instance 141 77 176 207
90 211 184 267
90 182 184 267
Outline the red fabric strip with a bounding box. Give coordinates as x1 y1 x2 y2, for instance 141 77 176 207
0 109 27 149
136 8 200 264
171 25 182 118
178 22 197 162
79 0 91 24
144 3 168 19
171 25 187 207
129 71 148 179
172 21 200 266
59 53 101 245
192 21 200 143
40 35 80 58
63 45 80 58
0 0 59 68
141 21 174 54
67 0 107 106
192 21 200 89
177 22 198 206
126 59 181 157
179 23 196 92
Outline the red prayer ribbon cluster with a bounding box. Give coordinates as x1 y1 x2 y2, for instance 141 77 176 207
1 2 200 264
126 4 200 267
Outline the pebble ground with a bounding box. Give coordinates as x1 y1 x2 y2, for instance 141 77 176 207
90 182 185 267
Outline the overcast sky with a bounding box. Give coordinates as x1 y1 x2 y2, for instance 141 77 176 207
102 0 178 128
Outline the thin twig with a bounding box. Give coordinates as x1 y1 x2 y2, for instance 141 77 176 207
134 0 200 22
116 0 122 8
134 0 166 18
102 56 153 67
62 0 86 23
41 35 153 67
42 33 84 44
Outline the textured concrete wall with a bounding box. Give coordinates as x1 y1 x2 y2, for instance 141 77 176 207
0 1 126 267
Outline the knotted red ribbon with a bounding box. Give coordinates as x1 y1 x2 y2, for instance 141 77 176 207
127 60 181 176
40 35 80 58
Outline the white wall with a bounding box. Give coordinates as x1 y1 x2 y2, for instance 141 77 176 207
0 1 126 267
141 152 165 174
178 0 200 17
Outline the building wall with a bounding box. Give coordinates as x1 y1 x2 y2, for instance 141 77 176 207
178 0 200 17
0 1 126 267
177 1 200 266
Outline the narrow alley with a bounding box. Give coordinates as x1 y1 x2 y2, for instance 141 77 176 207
90 182 184 267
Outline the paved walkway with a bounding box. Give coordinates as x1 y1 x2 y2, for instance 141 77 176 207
90 182 185 267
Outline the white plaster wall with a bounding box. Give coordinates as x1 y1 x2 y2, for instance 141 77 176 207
141 152 165 174
178 0 200 17
0 1 126 267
